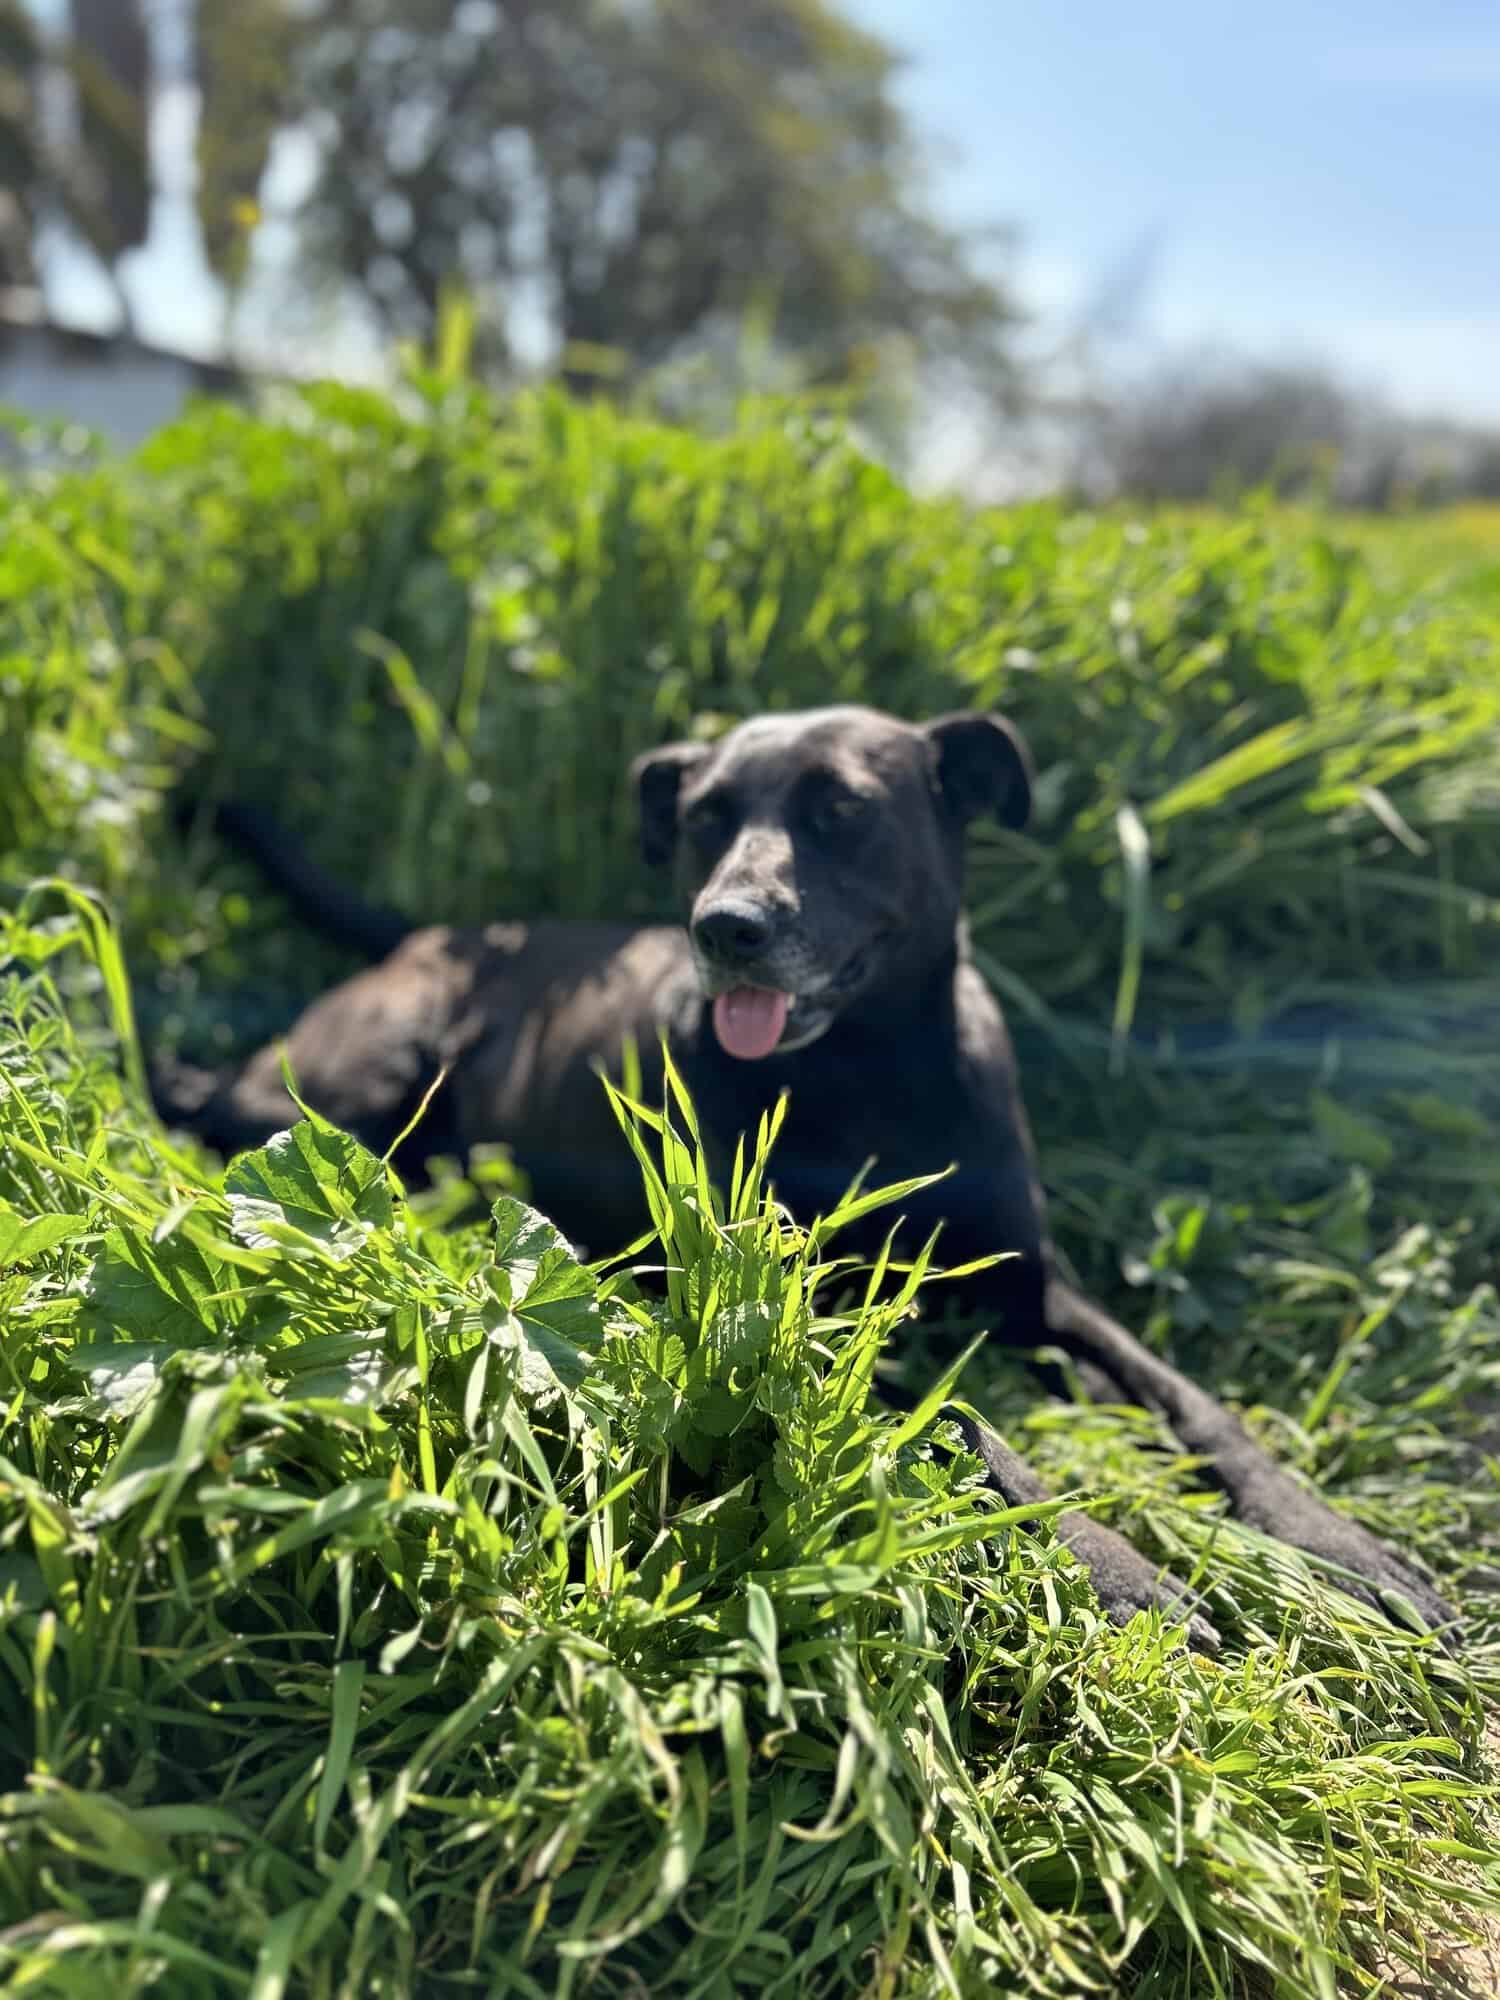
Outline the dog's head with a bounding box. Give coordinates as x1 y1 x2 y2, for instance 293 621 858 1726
631 704 1031 1060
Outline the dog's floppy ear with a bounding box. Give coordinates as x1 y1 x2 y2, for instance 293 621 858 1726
630 740 710 866
924 712 1033 831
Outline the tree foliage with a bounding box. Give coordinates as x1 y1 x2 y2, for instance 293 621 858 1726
1084 358 1355 503
194 0 1019 396
1073 353 1500 510
0 0 42 289
195 0 302 287
0 0 150 308
69 0 151 264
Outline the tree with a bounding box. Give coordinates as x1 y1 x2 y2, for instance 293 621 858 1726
195 0 300 291
1080 356 1356 503
70 0 151 271
0 0 151 322
194 0 1019 404
0 1 42 291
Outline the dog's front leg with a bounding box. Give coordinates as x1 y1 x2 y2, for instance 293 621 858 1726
880 1378 1221 1651
1042 1277 1460 1647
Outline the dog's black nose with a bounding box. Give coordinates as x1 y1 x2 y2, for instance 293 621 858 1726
693 903 774 967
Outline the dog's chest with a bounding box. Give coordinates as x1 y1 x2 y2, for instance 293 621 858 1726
685 1033 981 1227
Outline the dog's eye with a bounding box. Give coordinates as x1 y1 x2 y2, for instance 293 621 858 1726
683 794 736 846
808 786 870 836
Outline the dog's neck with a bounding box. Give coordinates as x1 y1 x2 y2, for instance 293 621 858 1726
841 923 966 1038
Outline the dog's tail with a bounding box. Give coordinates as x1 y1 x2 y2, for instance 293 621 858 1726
188 799 415 962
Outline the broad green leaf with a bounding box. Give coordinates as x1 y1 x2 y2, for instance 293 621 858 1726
77 1227 224 1347
224 1121 392 1257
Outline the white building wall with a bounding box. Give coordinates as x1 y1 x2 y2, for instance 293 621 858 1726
0 330 202 446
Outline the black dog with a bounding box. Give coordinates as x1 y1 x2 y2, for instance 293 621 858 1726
160 706 1456 1649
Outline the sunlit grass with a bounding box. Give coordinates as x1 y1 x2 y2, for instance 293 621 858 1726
0 908 1496 1997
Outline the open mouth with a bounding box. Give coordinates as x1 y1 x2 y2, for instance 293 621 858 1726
711 988 841 1061
711 986 796 1060
707 941 883 1062
704 932 892 1064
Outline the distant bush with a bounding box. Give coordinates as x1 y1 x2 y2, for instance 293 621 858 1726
1076 356 1500 511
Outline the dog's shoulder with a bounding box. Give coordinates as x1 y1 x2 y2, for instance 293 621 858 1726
953 956 1010 1051
950 956 1027 1113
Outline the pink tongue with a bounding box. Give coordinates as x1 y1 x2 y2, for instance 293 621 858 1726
713 986 791 1061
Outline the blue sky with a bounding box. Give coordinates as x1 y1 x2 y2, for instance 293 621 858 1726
847 0 1500 422
43 0 1500 427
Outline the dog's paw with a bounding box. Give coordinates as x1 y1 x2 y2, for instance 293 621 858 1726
1235 1467 1460 1650
1059 1513 1221 1655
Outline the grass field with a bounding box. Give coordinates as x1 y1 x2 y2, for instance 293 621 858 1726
1 380 1499 1996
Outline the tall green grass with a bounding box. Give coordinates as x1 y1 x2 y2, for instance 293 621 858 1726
7 383 1500 1293
0 907 1496 1997
2 385 1499 1993
7 385 1500 1007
